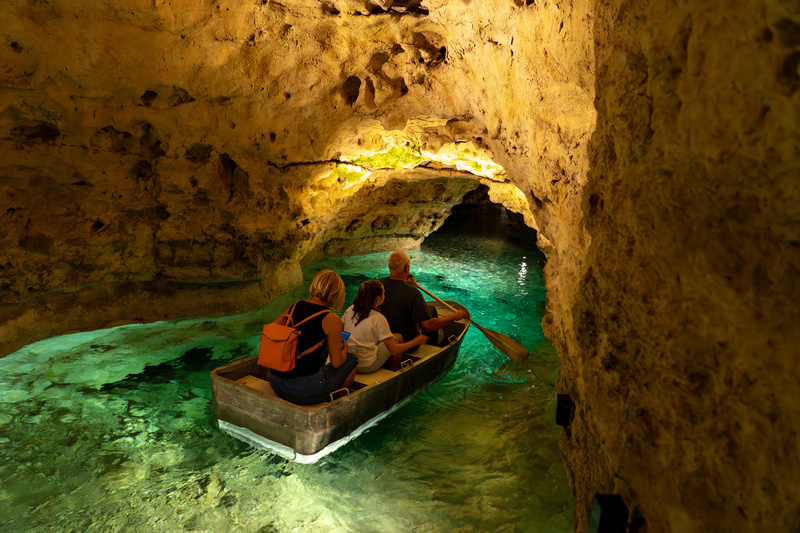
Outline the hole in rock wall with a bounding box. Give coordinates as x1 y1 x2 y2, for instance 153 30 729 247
425 184 542 263
420 184 547 319
341 76 362 105
316 136 538 263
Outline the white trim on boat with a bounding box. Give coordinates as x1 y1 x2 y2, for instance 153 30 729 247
218 395 413 463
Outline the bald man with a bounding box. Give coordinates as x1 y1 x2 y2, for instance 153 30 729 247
378 251 469 346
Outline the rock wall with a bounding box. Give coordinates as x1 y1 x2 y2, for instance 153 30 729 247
0 0 594 359
555 0 800 531
6 1 796 532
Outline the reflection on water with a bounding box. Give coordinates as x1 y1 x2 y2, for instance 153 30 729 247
0 206 572 532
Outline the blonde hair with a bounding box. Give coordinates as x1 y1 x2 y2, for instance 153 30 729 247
310 269 346 310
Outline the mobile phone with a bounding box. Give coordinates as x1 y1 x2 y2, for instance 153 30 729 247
341 331 351 341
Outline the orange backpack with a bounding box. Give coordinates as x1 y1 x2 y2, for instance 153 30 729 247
257 303 332 372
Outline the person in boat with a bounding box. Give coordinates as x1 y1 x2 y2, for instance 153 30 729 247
267 269 358 405
342 280 429 373
378 251 469 347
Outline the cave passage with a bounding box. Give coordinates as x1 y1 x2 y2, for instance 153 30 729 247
0 209 569 532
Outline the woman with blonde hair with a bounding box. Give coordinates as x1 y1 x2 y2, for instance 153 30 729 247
342 280 428 373
266 270 358 405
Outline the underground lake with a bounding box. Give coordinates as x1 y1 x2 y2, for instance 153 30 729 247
0 205 573 532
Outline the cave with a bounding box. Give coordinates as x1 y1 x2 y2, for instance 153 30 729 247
1 1 798 532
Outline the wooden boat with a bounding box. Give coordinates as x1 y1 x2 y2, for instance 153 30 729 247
211 301 469 463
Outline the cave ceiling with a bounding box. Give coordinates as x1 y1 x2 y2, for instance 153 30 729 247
0 0 595 355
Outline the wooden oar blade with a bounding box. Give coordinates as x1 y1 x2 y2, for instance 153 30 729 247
413 281 529 363
472 322 529 363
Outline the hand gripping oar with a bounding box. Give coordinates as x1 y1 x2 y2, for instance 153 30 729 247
414 282 529 363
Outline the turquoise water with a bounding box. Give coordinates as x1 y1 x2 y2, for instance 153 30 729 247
0 206 573 532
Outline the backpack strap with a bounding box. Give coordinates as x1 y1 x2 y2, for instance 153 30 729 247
297 337 327 358
283 303 331 328
281 302 300 327
292 309 333 327
288 306 334 360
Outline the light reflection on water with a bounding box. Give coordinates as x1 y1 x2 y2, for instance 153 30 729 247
0 206 572 532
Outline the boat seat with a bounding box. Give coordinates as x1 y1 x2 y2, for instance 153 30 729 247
234 344 443 403
236 374 276 396
412 344 439 358
354 347 434 386
354 368 395 387
236 373 368 407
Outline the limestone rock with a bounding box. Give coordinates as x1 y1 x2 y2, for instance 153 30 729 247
2 0 588 356
553 1 800 532
1 1 797 533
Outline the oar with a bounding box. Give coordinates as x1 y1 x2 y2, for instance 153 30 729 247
414 282 529 363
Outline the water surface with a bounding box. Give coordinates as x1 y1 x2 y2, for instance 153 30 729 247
0 205 572 532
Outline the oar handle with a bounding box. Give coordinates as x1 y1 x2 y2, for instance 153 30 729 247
413 281 459 314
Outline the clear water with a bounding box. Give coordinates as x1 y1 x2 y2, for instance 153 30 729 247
0 206 573 532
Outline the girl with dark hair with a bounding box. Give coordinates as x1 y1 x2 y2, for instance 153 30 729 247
342 280 428 373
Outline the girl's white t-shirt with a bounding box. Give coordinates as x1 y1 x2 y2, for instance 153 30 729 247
342 306 395 368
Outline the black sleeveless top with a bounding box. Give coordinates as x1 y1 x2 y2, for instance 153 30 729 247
270 300 330 379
